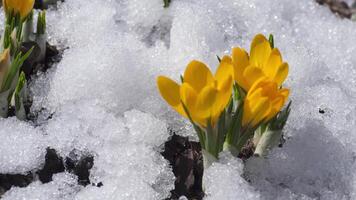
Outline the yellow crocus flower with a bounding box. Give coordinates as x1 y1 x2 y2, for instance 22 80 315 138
0 49 10 87
157 57 234 127
3 0 35 19
232 34 289 92
242 78 289 127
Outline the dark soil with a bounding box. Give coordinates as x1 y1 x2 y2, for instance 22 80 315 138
65 150 94 186
161 134 204 200
21 42 62 81
0 148 94 197
37 148 65 183
316 0 356 18
34 0 65 10
161 134 258 200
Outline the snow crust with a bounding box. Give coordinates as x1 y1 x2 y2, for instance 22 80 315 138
1 0 356 199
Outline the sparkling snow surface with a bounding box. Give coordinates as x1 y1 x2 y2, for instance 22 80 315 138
1 0 356 199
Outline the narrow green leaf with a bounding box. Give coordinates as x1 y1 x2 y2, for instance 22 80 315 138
14 72 27 120
180 75 184 83
206 118 217 157
269 34 274 49
225 100 243 146
37 11 46 35
216 110 226 153
1 47 33 92
216 55 221 63
163 0 171 8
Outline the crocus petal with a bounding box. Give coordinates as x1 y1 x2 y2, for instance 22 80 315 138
265 96 284 122
183 60 214 92
264 48 282 78
4 0 34 19
250 34 272 67
243 96 270 127
196 85 218 119
213 75 233 115
279 88 290 99
157 76 186 117
242 88 263 126
180 83 198 117
260 81 278 98
157 76 181 106
20 0 34 19
273 62 289 86
232 47 250 91
215 56 234 89
243 66 265 88
250 97 271 127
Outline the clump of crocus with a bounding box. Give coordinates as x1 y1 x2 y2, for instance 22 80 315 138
157 34 291 166
231 34 289 92
0 0 47 120
157 57 234 167
225 34 291 157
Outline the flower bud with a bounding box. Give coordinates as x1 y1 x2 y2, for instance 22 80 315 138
3 0 35 20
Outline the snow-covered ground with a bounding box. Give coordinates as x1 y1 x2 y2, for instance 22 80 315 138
1 0 356 199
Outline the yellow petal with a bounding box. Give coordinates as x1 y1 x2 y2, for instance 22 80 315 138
250 34 271 67
243 88 263 126
183 60 214 92
249 97 271 127
157 76 180 106
260 81 278 98
180 83 198 117
196 85 218 118
212 75 233 117
265 96 284 122
243 96 270 127
215 56 234 89
157 76 186 117
273 62 289 86
19 0 34 19
279 88 290 99
243 66 265 88
264 48 282 78
4 0 34 19
231 47 250 91
242 99 253 127
247 87 263 102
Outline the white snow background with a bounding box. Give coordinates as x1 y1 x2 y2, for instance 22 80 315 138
0 0 356 199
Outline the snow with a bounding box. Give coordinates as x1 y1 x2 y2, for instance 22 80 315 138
2 173 82 200
204 152 260 200
0 118 45 174
0 0 356 199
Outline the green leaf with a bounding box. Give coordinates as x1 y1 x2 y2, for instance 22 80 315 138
234 128 254 154
15 72 27 120
22 11 34 43
216 110 226 154
0 89 11 118
216 55 221 63
36 11 46 35
163 0 171 8
254 129 282 157
1 47 33 92
225 100 243 147
269 34 274 49
269 101 292 130
180 75 184 83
